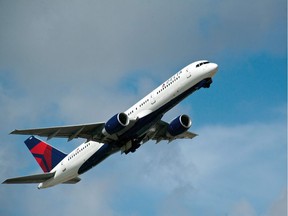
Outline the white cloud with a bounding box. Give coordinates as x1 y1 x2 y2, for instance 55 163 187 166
267 188 287 216
228 199 257 216
0 115 286 216
123 120 287 215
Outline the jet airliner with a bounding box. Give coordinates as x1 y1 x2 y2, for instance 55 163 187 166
3 60 218 189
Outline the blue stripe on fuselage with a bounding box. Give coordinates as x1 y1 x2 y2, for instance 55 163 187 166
78 143 119 175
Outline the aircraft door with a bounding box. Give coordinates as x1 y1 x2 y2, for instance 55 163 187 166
150 93 156 105
186 68 191 78
61 160 66 172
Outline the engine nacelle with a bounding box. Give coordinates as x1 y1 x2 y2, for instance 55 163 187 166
167 114 192 136
103 113 129 135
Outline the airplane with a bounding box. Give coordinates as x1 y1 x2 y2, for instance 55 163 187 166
3 60 218 189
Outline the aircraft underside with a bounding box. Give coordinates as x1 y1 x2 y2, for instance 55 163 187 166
3 60 218 189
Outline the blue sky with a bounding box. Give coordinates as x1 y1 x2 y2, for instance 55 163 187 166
0 0 286 216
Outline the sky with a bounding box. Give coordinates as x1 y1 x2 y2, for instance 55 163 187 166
0 0 286 215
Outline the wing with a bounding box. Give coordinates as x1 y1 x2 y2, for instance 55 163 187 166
11 120 196 143
2 172 55 184
142 120 197 143
11 122 106 142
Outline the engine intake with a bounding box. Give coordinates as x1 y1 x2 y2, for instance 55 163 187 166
104 113 129 135
167 114 192 136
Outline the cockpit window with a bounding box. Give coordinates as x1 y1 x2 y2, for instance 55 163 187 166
196 61 209 68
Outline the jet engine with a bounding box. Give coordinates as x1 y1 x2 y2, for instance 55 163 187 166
167 114 192 136
103 113 129 135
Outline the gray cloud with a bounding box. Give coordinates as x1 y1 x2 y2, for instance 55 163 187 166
0 0 285 126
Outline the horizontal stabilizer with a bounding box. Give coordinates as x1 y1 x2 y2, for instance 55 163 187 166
2 172 55 184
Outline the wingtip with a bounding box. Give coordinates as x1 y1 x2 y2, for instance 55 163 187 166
2 179 12 184
10 130 18 135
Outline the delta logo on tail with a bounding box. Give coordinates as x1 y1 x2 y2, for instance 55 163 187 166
25 136 67 172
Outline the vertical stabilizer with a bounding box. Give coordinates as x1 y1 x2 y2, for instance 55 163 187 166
24 136 67 172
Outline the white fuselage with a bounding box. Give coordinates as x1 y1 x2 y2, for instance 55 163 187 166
125 60 217 120
38 60 218 189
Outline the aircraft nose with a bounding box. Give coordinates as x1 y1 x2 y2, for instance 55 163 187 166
209 63 218 76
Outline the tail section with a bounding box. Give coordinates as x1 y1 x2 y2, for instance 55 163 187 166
24 136 67 173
